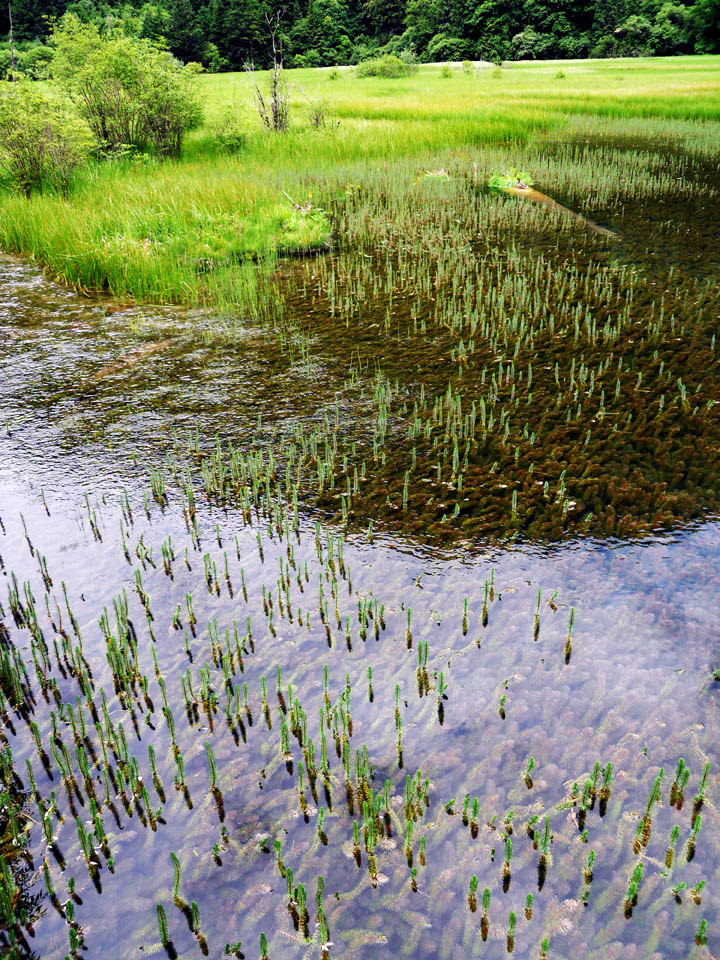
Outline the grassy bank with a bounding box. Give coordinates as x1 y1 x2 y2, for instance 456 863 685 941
0 55 718 312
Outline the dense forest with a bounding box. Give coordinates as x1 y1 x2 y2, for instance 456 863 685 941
1 0 719 73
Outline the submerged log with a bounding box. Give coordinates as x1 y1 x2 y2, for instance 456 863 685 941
93 338 175 381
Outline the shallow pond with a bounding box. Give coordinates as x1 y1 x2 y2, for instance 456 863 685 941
0 135 719 960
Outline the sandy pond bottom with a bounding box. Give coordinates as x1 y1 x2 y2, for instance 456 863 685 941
0 220 718 960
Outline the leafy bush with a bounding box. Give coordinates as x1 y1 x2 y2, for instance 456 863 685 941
350 42 380 65
0 80 93 196
396 49 420 72
20 45 53 80
51 16 202 157
613 15 654 56
487 167 535 189
202 43 229 74
425 33 471 62
356 54 413 78
211 107 247 153
591 34 617 58
0 48 15 80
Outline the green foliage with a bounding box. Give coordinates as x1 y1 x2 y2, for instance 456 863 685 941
426 33 472 62
356 54 415 77
0 79 92 196
211 106 248 153
51 15 202 157
487 167 535 189
20 45 54 79
0 48 15 80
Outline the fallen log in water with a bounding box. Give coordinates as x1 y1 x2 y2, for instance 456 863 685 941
502 183 618 238
92 338 176 381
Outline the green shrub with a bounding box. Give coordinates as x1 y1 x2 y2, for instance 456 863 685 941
357 54 413 78
212 107 247 153
396 49 420 73
0 48 15 80
20 45 54 80
425 33 471 62
0 80 93 196
51 15 202 157
462 60 474 74
440 65 452 78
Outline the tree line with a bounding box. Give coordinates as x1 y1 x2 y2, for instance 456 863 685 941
1 0 719 74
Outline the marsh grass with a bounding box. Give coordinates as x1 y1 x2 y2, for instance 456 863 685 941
0 56 717 312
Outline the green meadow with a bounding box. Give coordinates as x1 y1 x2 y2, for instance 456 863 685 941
0 55 718 312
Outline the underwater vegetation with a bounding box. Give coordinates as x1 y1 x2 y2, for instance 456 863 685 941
1 445 718 958
1 345 719 958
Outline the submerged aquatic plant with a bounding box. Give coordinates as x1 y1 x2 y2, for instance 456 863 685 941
157 903 170 947
524 756 535 789
686 813 702 861
170 851 183 903
584 849 596 884
624 862 643 917
468 874 478 912
506 911 516 953
481 888 491 941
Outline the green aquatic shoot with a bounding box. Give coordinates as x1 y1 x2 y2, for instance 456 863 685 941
507 910 516 951
170 851 182 902
205 740 218 791
157 904 170 947
524 756 535 787
584 850 596 884
468 874 478 911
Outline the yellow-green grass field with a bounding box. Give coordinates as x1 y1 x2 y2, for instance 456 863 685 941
0 56 718 312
